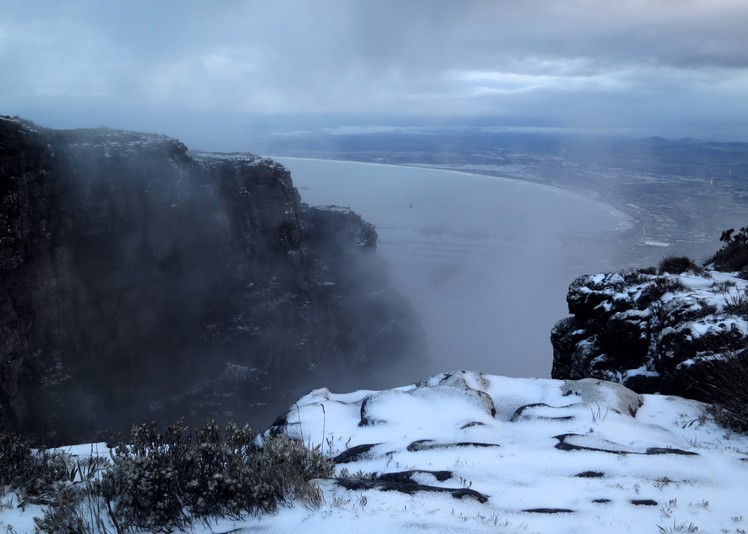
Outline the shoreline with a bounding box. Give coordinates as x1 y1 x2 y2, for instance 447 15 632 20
269 154 736 269
268 155 636 235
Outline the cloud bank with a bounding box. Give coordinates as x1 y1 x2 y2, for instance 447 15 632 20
2 0 748 139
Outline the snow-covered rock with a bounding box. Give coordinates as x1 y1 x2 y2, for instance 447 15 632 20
3 370 747 533
252 370 748 533
552 269 748 400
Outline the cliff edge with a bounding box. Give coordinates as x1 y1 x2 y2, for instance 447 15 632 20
0 117 423 443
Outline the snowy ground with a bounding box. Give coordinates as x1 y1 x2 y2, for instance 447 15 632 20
4 371 746 533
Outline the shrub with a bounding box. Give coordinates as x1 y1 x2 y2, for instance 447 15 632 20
251 431 333 508
710 227 748 274
658 256 703 275
722 288 748 317
694 352 748 433
32 484 111 534
99 422 192 531
35 420 335 532
0 431 69 500
638 266 658 275
636 276 690 308
623 269 651 285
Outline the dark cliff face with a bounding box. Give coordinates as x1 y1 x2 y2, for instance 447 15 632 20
0 117 423 443
551 269 748 401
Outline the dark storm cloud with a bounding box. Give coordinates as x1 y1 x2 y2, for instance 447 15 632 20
2 0 747 136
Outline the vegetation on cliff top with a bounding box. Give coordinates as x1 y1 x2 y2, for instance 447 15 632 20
1 420 333 532
710 226 748 275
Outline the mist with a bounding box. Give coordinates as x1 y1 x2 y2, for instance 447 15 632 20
276 158 638 383
3 1 748 440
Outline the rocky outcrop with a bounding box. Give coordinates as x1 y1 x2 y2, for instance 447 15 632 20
4 371 747 531
551 268 748 399
0 117 423 443
260 370 748 530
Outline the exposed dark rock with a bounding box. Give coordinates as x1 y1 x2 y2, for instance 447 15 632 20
358 396 387 427
631 499 658 506
575 471 605 478
333 443 381 464
459 421 486 430
522 508 575 514
510 403 576 422
334 477 489 503
0 117 424 443
592 498 611 504
644 447 699 456
376 470 454 483
551 269 748 401
406 439 500 452
554 434 698 456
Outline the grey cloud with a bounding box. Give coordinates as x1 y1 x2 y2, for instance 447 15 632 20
1 0 747 138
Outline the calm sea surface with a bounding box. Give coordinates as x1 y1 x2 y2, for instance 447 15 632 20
275 157 634 383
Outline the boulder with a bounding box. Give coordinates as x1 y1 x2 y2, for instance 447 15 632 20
552 269 748 400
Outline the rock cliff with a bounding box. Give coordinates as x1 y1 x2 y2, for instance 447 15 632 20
0 117 423 443
551 267 748 400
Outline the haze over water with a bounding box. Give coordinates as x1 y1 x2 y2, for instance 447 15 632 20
277 157 634 381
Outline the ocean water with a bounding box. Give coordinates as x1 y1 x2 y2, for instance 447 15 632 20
276 157 634 382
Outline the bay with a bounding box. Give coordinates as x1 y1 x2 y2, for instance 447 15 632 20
275 157 634 381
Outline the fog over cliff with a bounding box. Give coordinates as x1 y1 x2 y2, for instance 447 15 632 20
0 118 425 443
278 157 638 381
2 1 748 441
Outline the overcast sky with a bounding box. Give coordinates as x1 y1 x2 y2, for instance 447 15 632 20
3 0 748 141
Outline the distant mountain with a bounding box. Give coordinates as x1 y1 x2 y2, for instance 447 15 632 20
614 136 748 165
